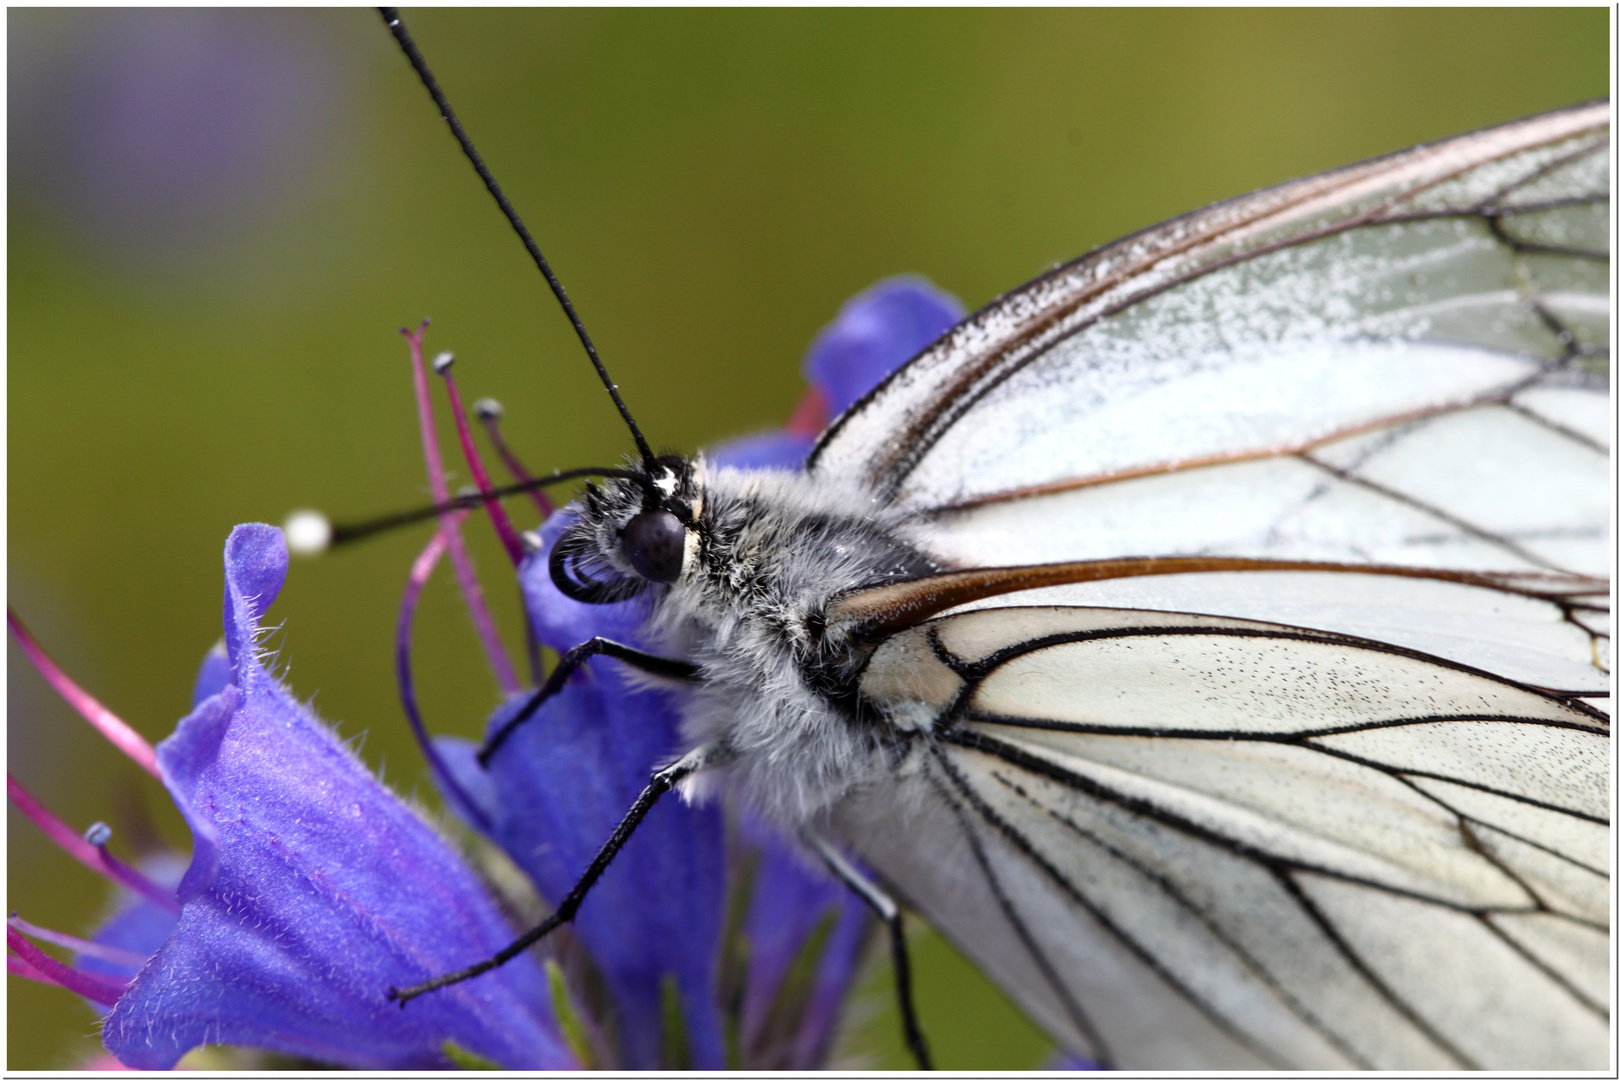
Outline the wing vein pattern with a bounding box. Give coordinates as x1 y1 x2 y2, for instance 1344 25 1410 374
828 102 1609 1069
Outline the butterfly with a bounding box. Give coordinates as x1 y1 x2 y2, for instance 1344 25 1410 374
380 10 1610 1067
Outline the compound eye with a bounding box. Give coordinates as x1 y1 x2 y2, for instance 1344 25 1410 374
623 509 687 583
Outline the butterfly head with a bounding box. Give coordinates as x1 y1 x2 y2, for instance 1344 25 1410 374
548 455 704 604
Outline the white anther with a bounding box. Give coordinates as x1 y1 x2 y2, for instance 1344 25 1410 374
284 510 333 555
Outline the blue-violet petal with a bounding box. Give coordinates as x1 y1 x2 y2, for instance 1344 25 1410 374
804 276 965 418
101 524 573 1071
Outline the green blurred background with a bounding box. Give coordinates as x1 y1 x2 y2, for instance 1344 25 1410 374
7 8 1607 1069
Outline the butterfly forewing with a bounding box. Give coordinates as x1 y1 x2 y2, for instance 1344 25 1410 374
828 103 1610 1069
810 101 1607 508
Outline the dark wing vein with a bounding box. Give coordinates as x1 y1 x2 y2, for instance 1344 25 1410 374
920 755 1115 1065
1399 780 1609 895
933 623 1609 729
1484 139 1607 205
1300 439 1582 573
926 745 1292 1068
1506 399 1608 452
1271 870 1477 1067
1477 914 1608 1014
1298 740 1607 825
938 728 1485 1065
941 725 1577 917
808 105 1608 502
970 710 1606 743
974 756 1374 1067
939 719 1611 1064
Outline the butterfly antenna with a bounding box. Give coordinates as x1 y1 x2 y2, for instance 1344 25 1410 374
288 466 641 553
379 8 657 470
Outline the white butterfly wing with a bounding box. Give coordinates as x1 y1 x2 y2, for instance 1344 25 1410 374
811 102 1606 548
818 103 1610 1067
839 607 1608 1069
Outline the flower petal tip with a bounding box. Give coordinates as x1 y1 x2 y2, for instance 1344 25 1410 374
804 275 965 417
222 524 289 671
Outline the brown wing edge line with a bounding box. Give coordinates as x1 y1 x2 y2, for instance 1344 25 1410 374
925 390 1523 513
828 557 1608 644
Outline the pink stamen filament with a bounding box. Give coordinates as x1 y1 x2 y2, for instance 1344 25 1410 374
7 775 180 914
8 915 150 971
477 401 554 517
438 364 525 566
9 952 57 987
6 926 126 1006
785 386 830 437
7 609 160 780
402 323 522 696
472 398 550 683
397 520 494 833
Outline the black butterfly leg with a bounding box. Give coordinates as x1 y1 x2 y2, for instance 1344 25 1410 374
808 833 934 1070
478 637 701 766
389 745 715 1004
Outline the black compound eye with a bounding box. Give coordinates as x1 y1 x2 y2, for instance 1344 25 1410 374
549 525 646 604
623 509 687 583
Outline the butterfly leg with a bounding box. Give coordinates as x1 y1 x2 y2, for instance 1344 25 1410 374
478 637 700 766
807 833 934 1070
388 744 719 1005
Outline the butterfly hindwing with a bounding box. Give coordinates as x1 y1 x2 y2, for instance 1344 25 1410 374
841 605 1609 1068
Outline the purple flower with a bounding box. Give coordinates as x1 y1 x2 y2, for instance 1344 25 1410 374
448 543 728 1069
11 275 965 1069
11 526 575 1070
804 276 965 419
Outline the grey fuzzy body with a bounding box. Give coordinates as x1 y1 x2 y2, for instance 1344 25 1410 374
558 455 943 827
